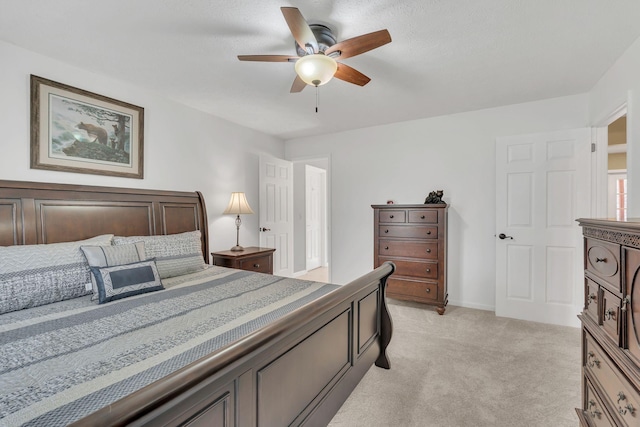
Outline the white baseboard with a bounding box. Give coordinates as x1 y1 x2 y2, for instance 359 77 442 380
292 270 308 278
447 299 495 312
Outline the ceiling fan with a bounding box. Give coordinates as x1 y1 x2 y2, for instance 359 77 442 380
238 7 392 93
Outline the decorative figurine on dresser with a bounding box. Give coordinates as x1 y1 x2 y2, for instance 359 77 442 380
372 193 448 314
576 218 640 426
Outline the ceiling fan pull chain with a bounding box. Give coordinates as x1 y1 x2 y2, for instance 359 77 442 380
316 85 319 113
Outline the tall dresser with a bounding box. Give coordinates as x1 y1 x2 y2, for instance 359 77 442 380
372 203 448 314
576 218 640 426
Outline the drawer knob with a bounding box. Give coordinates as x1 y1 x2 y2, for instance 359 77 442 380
390 215 394 219
426 288 430 293
588 293 597 301
426 249 431 253
619 403 635 416
253 264 260 268
426 230 432 235
595 257 607 263
384 229 389 233
587 351 600 368
384 246 389 250
426 268 431 273
421 215 425 219
622 295 631 312
605 308 615 321
588 400 601 419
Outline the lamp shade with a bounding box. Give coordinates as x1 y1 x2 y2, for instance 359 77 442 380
223 192 254 215
294 54 338 87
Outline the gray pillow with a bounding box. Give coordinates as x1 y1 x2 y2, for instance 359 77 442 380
0 234 114 314
90 259 163 304
80 242 146 299
112 231 205 279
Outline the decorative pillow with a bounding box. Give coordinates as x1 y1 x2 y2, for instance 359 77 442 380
112 230 205 279
0 234 114 314
90 259 163 304
80 242 146 299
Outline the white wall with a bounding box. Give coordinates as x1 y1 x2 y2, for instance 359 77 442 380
589 36 640 216
286 95 589 310
0 40 284 252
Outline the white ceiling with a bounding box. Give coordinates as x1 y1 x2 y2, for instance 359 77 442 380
2 0 640 140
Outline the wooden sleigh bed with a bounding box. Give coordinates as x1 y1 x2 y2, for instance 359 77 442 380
0 179 394 427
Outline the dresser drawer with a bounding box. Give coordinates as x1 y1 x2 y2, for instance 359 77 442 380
378 240 438 259
586 238 621 293
408 210 438 223
585 333 640 426
238 255 272 274
585 277 600 323
379 210 406 223
378 225 438 239
380 257 438 279
387 278 438 301
584 377 617 426
601 289 622 346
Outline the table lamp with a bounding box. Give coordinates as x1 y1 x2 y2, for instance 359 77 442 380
223 192 254 251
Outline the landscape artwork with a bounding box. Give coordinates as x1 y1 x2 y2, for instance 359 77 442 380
49 95 132 166
31 75 144 179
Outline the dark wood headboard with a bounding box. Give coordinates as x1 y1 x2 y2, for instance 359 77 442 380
0 180 209 263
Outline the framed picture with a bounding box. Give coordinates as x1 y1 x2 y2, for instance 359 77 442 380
30 75 144 179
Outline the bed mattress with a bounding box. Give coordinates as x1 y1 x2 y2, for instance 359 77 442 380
0 266 337 426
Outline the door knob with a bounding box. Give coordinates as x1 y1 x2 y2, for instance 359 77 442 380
498 233 513 240
259 227 271 232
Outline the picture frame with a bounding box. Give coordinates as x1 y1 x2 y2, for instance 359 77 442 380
30 75 144 179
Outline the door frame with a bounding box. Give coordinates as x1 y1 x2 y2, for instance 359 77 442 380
291 155 332 283
305 164 327 271
592 102 628 218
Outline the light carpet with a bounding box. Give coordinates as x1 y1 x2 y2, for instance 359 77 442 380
328 301 581 427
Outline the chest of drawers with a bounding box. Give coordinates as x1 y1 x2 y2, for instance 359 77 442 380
576 219 640 426
372 204 448 314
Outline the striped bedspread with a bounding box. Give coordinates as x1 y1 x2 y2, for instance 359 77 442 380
0 266 338 426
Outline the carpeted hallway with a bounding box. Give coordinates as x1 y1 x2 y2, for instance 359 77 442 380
328 301 581 427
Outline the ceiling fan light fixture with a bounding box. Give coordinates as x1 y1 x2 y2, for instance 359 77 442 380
294 54 337 87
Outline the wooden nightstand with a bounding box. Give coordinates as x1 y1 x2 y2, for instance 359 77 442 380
211 247 276 274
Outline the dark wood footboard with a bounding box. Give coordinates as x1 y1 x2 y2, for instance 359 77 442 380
72 261 395 427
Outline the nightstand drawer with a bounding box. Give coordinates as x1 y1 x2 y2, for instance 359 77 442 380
238 255 272 274
211 247 275 274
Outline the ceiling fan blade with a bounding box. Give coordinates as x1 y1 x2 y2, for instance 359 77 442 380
325 29 391 59
290 75 307 93
281 7 318 54
334 63 371 86
237 55 298 62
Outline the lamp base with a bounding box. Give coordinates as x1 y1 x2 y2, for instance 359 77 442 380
230 245 245 252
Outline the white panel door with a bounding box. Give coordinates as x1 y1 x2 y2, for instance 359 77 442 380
305 165 324 271
495 129 591 327
259 154 294 277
